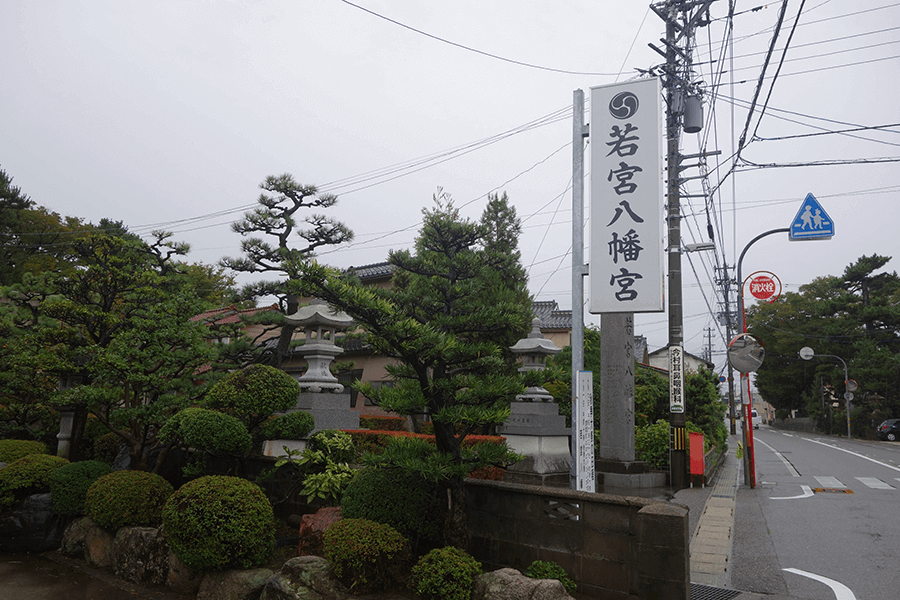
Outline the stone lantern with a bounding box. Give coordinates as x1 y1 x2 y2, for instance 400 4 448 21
281 300 360 435
284 301 354 393
498 317 571 487
508 317 561 401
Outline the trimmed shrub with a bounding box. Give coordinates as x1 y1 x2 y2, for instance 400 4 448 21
78 416 111 460
160 407 252 454
48 460 112 515
323 518 410 593
636 419 704 469
0 439 47 463
92 432 123 465
84 470 174 530
162 475 275 572
409 546 482 600
525 559 577 594
203 364 300 430
0 454 68 511
340 467 441 547
257 410 315 441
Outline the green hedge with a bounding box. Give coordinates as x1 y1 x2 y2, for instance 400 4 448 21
0 439 48 463
160 407 252 454
85 470 174 530
49 460 112 515
162 475 275 572
340 467 441 547
525 560 577 594
203 364 300 430
324 518 410 593
409 546 482 600
257 410 315 440
0 454 68 511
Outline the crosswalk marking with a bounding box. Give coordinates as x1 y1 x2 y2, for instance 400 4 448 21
809 476 898 490
815 476 846 488
856 477 895 490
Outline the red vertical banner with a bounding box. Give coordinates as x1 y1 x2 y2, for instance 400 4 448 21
689 431 704 477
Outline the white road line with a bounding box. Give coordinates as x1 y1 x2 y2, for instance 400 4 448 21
856 477 895 490
783 568 856 600
770 485 814 500
803 438 900 473
815 476 846 488
755 438 800 476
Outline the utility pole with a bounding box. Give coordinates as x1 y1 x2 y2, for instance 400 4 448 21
717 264 738 435
651 0 715 490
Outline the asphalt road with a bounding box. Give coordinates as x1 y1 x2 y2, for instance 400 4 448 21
732 427 900 600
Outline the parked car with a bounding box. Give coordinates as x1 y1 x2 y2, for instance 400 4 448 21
751 409 761 429
876 418 900 441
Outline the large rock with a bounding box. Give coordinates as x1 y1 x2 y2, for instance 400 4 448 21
166 547 204 594
0 493 72 552
260 556 350 600
297 506 342 557
59 516 94 557
472 568 574 600
84 522 116 568
198 567 275 600
114 526 170 586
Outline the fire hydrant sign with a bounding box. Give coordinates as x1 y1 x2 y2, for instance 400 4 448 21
589 78 664 314
746 271 781 304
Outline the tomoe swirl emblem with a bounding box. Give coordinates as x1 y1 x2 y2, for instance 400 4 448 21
608 91 639 120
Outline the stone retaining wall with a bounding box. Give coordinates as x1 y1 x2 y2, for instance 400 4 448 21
465 479 689 600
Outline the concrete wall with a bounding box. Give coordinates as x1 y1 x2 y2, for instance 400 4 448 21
465 479 689 600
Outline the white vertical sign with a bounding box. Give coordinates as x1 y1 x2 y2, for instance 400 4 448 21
576 370 595 493
669 345 685 413
589 78 664 314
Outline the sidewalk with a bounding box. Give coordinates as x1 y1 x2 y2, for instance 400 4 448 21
674 432 799 600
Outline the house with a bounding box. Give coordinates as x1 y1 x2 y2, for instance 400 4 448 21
646 346 714 374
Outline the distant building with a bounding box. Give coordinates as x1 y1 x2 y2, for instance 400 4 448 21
646 347 714 374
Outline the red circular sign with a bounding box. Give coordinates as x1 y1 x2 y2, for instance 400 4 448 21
749 275 777 300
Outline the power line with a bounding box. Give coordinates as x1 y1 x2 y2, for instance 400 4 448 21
337 0 623 76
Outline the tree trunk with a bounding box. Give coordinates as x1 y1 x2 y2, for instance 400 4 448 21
441 478 469 550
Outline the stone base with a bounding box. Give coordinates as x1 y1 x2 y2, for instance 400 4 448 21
503 435 572 475
595 459 652 474
597 470 667 489
295 393 360 432
262 440 307 458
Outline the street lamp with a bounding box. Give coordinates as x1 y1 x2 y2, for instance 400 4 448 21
799 347 852 438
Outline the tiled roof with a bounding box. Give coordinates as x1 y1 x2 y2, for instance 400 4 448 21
531 300 572 330
191 303 280 325
350 262 396 281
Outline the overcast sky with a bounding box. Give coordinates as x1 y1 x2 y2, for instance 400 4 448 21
2 1 899 373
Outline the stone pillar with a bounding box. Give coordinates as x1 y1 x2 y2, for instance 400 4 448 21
599 313 635 462
597 313 665 489
56 407 76 459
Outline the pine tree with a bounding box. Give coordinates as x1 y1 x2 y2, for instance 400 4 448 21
296 190 533 545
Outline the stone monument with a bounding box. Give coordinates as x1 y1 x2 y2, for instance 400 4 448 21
498 318 570 487
597 313 665 489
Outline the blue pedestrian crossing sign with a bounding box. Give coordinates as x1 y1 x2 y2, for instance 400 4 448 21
790 193 834 240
